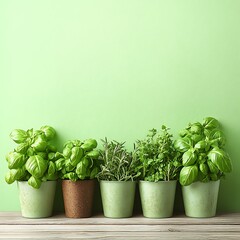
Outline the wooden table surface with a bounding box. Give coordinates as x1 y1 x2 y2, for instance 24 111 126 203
0 212 240 239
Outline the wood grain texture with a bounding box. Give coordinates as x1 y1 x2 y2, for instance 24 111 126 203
0 212 239 239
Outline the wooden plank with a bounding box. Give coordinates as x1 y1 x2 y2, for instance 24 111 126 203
0 212 240 225
0 231 240 240
0 224 240 232
0 212 239 240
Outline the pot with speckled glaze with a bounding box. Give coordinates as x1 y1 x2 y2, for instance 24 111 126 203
139 180 177 218
100 180 136 218
17 181 57 218
182 180 220 218
62 179 95 218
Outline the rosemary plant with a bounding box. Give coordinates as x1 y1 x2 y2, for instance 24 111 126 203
97 138 140 181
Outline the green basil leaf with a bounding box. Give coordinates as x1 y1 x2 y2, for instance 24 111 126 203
207 160 219 174
182 149 197 166
63 141 74 149
191 134 203 144
55 158 65 171
189 122 203 134
5 168 25 184
179 165 198 186
179 129 189 138
86 149 100 159
28 176 42 189
81 139 97 151
209 129 226 148
210 173 218 181
70 147 83 166
47 144 57 153
40 126 56 141
199 163 209 175
198 171 210 183
5 171 15 184
7 152 26 169
48 152 55 161
10 129 28 144
174 137 193 153
208 148 232 173
90 167 99 179
14 143 29 154
27 147 35 156
203 117 220 130
195 140 209 151
65 158 75 172
63 147 72 158
37 152 47 160
76 161 85 175
48 161 56 175
31 136 47 152
72 140 82 147
63 172 78 181
26 155 48 178
44 172 58 181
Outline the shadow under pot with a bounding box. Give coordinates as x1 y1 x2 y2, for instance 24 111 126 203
18 181 57 218
62 179 95 218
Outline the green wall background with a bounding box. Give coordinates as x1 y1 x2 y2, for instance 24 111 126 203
1 0 240 212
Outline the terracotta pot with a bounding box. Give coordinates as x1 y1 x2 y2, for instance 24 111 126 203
62 179 95 218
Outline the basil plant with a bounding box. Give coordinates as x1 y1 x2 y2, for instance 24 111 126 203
56 139 101 181
174 117 232 186
5 126 60 189
135 126 181 182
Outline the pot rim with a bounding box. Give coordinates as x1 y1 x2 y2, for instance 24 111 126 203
17 180 57 183
139 180 177 183
62 179 96 182
181 180 220 187
99 180 136 183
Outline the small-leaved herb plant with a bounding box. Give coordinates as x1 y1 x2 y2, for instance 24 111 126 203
135 125 181 182
5 126 59 189
174 117 232 186
56 139 101 181
97 138 141 181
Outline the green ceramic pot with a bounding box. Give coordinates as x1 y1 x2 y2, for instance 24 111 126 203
139 180 177 218
182 180 220 218
18 181 57 218
100 180 136 218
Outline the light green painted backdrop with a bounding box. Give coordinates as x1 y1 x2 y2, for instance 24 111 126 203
0 0 240 212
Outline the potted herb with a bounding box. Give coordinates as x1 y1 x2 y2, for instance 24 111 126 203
174 117 232 217
5 126 59 218
136 126 181 218
97 138 140 218
56 139 100 218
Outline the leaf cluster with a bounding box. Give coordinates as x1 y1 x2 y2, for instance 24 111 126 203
135 125 181 182
57 139 101 181
97 138 141 181
175 117 232 186
5 126 59 189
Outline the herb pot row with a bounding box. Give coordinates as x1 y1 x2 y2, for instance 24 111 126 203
6 117 231 219
17 179 220 219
